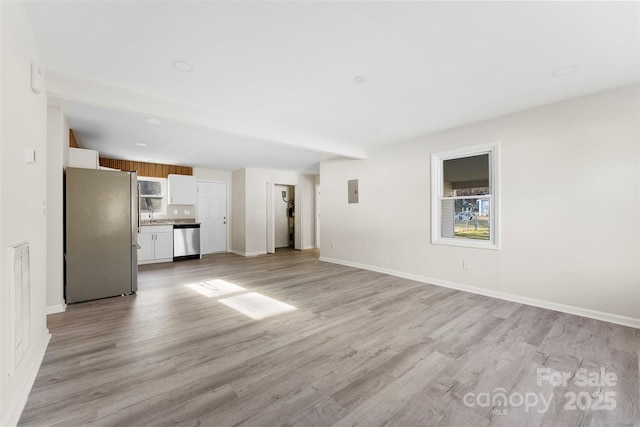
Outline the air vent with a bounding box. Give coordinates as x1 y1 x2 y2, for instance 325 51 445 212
8 241 30 376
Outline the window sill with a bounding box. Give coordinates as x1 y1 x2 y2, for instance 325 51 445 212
431 238 500 250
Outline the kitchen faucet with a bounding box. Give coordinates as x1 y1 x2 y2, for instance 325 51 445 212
149 206 154 223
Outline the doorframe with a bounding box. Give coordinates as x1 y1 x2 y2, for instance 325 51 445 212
315 181 320 249
267 181 303 253
294 185 302 250
196 179 230 253
266 182 275 254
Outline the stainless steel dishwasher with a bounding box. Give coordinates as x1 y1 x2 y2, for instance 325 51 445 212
173 223 201 261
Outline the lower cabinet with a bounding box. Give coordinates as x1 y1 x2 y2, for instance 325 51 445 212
138 225 173 264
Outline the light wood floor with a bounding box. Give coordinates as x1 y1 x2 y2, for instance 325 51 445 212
20 249 640 426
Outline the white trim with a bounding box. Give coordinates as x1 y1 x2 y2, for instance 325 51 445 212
138 176 167 215
294 185 303 251
431 141 500 250
230 249 267 257
302 245 317 250
442 195 491 201
46 304 66 315
2 333 51 427
319 256 640 330
266 183 275 254
315 182 320 249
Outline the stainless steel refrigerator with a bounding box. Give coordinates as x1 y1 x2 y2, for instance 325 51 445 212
65 167 138 303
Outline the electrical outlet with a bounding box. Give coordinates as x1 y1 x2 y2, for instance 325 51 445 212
331 242 336 249
463 260 471 270
282 190 287 198
184 209 190 215
173 209 178 215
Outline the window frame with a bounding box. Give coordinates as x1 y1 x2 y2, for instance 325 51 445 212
138 176 167 215
431 142 500 250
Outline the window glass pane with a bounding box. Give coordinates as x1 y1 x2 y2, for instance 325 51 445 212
139 180 162 196
443 154 489 196
433 143 498 248
140 197 163 213
441 197 490 240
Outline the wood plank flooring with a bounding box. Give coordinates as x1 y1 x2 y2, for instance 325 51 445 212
20 249 640 426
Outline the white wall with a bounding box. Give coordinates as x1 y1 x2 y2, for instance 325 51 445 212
232 168 316 256
1 2 51 425
46 105 67 314
320 84 640 327
302 174 317 250
193 167 232 183
231 169 246 254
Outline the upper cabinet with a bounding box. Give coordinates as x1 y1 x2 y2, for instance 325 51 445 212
68 147 99 169
167 174 197 205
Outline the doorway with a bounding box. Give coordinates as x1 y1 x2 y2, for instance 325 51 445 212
197 181 228 254
275 185 294 248
267 182 302 254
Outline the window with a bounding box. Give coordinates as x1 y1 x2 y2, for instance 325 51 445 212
431 142 499 249
138 177 167 214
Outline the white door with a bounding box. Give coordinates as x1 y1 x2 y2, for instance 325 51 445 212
197 181 228 254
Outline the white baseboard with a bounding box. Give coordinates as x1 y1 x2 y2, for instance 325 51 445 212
319 256 640 329
230 250 267 257
2 332 51 427
302 245 316 250
46 303 66 315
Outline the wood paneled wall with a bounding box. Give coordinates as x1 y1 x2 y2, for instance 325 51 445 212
99 157 192 178
69 130 79 148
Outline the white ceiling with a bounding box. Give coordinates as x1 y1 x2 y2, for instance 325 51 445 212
24 1 640 174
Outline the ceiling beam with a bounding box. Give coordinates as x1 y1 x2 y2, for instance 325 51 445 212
46 72 367 160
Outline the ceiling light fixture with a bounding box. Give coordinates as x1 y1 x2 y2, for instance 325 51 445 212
353 75 368 84
172 60 194 72
145 118 162 125
553 66 578 77
135 143 147 147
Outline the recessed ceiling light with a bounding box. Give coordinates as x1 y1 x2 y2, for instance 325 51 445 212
353 75 368 84
172 60 194 72
553 66 578 77
145 118 162 125
135 143 147 147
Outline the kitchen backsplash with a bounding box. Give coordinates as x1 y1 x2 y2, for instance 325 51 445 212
141 204 195 222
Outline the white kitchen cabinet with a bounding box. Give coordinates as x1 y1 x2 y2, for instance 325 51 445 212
138 225 173 264
154 232 174 260
137 233 155 262
68 147 99 169
167 174 197 205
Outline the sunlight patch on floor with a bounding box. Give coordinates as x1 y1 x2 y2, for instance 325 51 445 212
185 279 297 320
184 279 247 298
218 292 297 320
